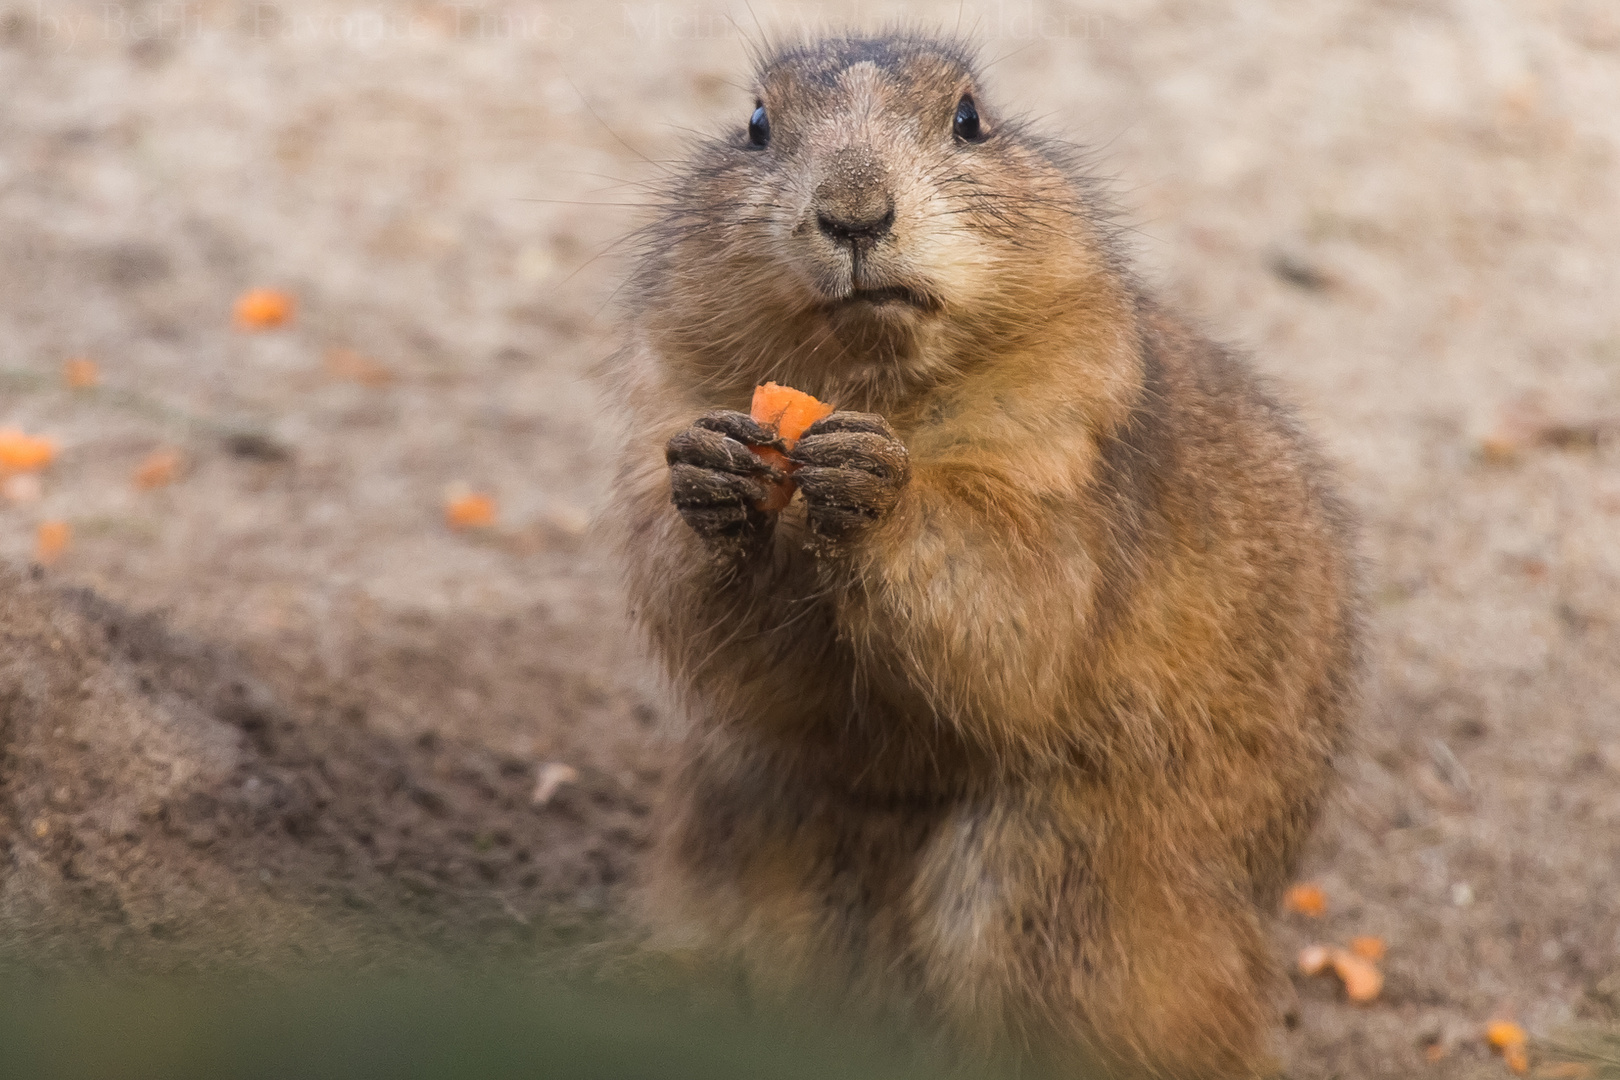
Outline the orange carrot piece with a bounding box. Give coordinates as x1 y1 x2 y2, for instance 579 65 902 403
1349 936 1387 961
446 492 497 530
747 383 834 512
751 382 834 446
1283 882 1327 917
1487 1020 1532 1074
0 429 57 473
133 448 182 491
234 288 296 330
1330 949 1383 1003
1298 943 1383 1003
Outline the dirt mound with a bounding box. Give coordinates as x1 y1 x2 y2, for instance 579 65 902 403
0 569 653 971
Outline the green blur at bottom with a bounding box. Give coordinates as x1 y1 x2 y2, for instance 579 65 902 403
0 966 967 1080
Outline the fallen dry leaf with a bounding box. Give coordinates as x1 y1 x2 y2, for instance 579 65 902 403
233 287 296 330
35 520 70 566
445 492 497 530
1350 935 1387 961
133 447 183 491
63 357 99 388
0 429 57 473
532 762 579 807
324 346 394 387
1284 882 1328 917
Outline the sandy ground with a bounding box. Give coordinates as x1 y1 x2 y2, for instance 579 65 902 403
2 0 1618 1075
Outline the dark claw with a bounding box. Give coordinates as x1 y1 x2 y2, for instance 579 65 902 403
677 505 760 540
795 467 889 521
787 411 911 543
789 431 909 481
666 412 781 554
669 462 765 510
801 411 896 439
669 462 771 548
666 427 777 478
693 409 785 451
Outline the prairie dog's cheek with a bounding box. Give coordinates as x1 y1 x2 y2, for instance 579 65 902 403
908 221 990 307
900 176 997 296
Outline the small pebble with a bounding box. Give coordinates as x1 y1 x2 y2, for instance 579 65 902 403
532 762 580 807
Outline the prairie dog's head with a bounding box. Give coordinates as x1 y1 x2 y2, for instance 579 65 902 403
634 34 1124 407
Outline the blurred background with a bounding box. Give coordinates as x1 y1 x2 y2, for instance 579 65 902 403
1 1 1618 1076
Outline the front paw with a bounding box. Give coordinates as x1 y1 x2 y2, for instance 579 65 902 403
790 412 911 542
665 410 784 552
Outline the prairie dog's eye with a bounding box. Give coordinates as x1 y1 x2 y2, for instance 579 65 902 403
747 103 770 148
953 95 984 142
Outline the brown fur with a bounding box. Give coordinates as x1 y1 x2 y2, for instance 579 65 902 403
605 33 1360 1080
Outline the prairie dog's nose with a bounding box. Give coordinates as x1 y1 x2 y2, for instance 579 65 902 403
814 146 893 245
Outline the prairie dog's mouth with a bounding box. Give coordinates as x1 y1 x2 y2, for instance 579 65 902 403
829 284 938 311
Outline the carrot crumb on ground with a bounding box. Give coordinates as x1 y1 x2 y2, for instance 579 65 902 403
133 448 183 491
446 493 497 530
1487 1022 1528 1051
233 288 296 330
1283 882 1328 917
1297 943 1382 1003
1350 935 1387 961
0 429 57 473
1331 950 1383 1003
1487 1021 1531 1074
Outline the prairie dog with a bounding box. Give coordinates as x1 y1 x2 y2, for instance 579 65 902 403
607 33 1359 1080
